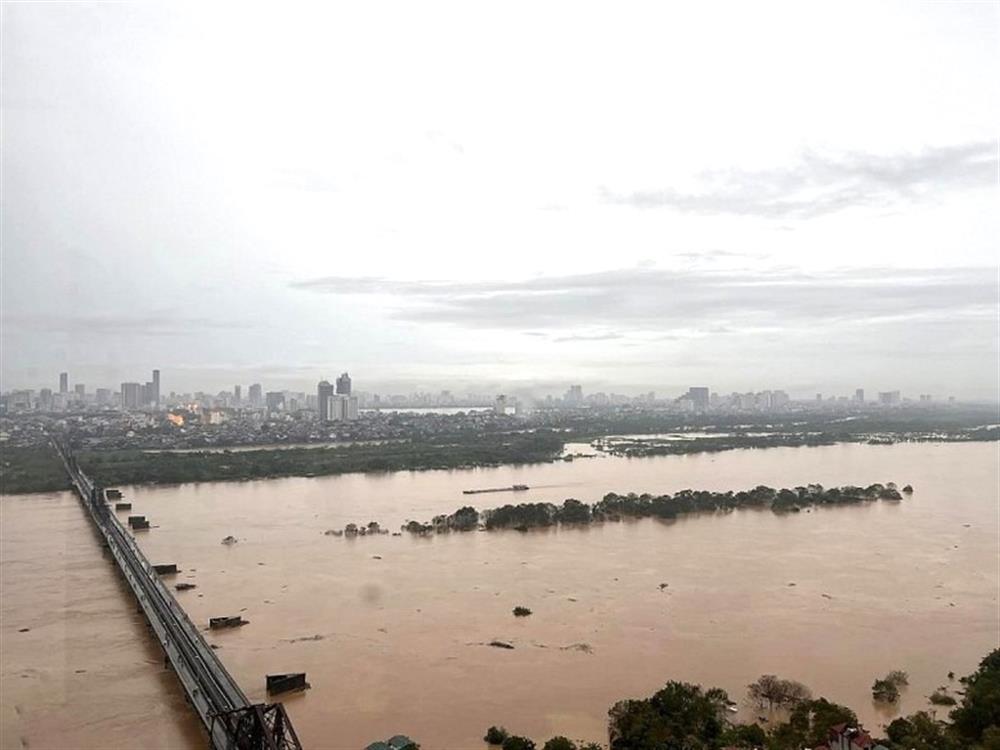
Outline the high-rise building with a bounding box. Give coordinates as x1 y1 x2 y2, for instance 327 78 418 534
878 390 901 405
565 385 583 403
494 394 508 415
59 372 68 393
265 391 285 412
249 383 263 407
855 388 865 403
39 388 53 411
318 380 335 421
74 384 86 399
96 388 112 406
151 369 161 407
686 387 710 411
336 372 352 395
121 382 142 410
234 385 242 404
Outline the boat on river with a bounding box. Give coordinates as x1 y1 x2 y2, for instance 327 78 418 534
463 484 530 495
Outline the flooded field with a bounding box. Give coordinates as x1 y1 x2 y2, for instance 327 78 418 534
2 441 997 749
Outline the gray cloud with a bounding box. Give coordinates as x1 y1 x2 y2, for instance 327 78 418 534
602 141 996 218
6 313 254 337
553 333 625 343
290 266 996 334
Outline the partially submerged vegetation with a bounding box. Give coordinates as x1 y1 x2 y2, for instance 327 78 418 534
872 670 909 703
483 649 1000 749
399 483 910 535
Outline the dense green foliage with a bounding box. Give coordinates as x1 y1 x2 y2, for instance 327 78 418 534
950 649 1000 746
485 726 510 744
885 712 958 750
872 670 908 703
767 699 858 750
407 483 908 534
502 736 536 750
608 681 730 749
0 445 71 494
73 431 565 488
483 649 999 750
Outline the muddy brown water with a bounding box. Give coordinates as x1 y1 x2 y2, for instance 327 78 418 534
2 441 997 749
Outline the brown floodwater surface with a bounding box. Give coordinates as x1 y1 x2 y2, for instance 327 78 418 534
3 442 998 750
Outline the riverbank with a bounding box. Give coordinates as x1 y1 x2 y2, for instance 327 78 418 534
2 423 996 494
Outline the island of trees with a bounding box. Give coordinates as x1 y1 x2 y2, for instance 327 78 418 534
399 482 910 535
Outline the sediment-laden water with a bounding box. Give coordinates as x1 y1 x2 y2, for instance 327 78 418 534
2 441 996 749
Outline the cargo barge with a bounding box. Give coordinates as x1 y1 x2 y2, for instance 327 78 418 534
462 484 529 495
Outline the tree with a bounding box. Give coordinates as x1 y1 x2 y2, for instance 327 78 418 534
873 670 909 702
719 722 766 748
502 737 536 750
747 675 811 709
768 698 857 749
485 727 510 745
542 738 576 750
950 649 1000 745
884 712 959 750
872 678 900 703
608 681 728 750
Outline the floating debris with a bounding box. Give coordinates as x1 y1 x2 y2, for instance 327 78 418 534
560 642 594 654
209 615 248 630
221 535 238 545
488 640 515 649
285 634 325 644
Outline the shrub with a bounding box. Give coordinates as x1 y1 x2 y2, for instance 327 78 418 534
484 726 509 745
513 606 533 617
502 736 536 750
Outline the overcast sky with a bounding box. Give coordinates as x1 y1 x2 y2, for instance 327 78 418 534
3 1 997 399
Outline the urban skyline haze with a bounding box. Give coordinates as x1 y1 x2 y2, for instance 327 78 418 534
2 2 997 398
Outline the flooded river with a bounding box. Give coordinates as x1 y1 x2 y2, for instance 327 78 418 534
2 442 997 749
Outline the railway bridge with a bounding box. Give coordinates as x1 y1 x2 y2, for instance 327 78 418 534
52 440 303 750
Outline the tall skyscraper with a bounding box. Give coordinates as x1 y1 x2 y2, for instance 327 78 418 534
151 369 161 407
565 385 583 403
39 388 53 411
249 383 262 407
96 388 111 406
74 384 85 399
265 391 285 412
318 380 335 421
234 385 242 404
855 388 865 403
121 382 142 410
59 372 68 393
687 387 710 411
336 372 352 395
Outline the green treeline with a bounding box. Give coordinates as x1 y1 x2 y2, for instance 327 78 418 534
0 445 72 494
74 430 566 488
403 483 908 534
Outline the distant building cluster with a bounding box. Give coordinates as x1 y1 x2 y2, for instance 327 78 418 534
0 370 961 418
317 374 360 422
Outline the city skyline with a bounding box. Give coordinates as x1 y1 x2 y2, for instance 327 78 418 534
2 2 997 400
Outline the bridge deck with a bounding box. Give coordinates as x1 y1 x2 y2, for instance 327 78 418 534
53 441 302 750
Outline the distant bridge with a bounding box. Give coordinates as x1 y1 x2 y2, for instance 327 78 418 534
52 439 303 750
